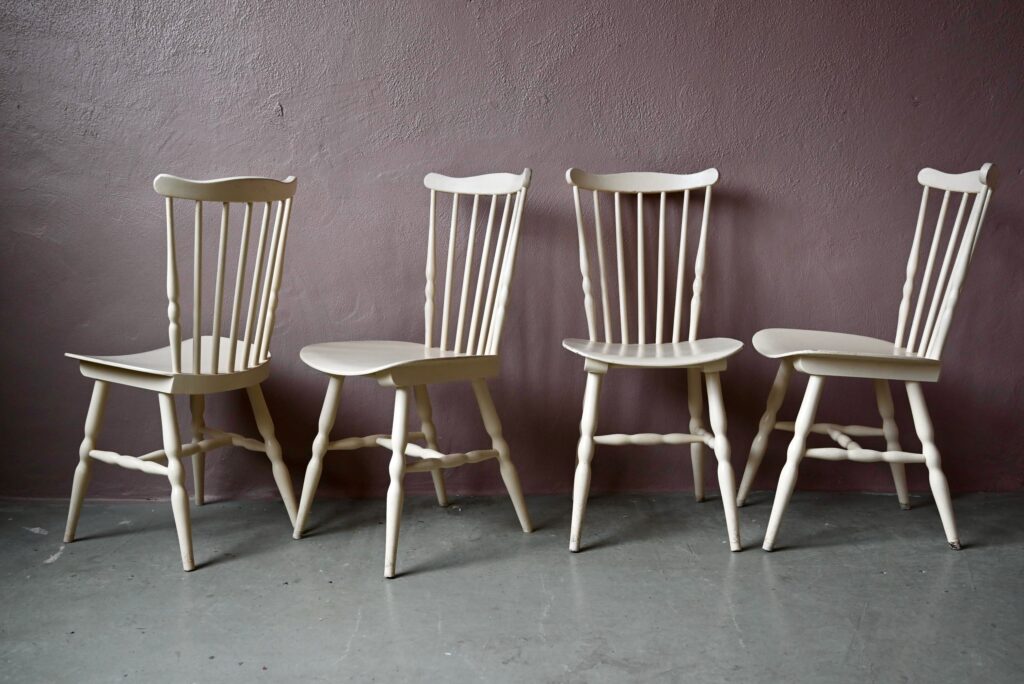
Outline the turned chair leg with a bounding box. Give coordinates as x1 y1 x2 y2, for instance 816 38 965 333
763 375 825 551
738 361 792 507
246 384 298 527
294 376 343 539
472 379 532 533
384 387 411 578
874 380 910 510
687 368 706 503
64 381 109 543
414 385 448 507
570 371 603 552
189 395 206 506
158 393 195 571
705 371 741 551
906 382 961 549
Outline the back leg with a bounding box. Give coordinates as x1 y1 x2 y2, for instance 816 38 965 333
414 385 448 507
906 382 960 549
246 384 299 527
472 379 531 533
64 381 109 543
687 368 705 503
874 380 910 510
189 394 206 505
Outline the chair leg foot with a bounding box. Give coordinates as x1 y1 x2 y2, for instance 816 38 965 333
738 362 791 508
570 371 603 553
64 381 109 543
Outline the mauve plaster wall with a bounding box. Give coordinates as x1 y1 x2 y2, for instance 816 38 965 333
1 0 1022 502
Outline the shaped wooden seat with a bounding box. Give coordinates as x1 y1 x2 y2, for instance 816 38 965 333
562 337 742 369
64 175 300 571
292 170 533 578
299 340 499 385
563 167 743 553
751 328 941 381
738 164 998 552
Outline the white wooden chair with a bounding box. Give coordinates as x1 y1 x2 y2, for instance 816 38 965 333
564 168 743 553
292 169 533 578
737 164 998 551
64 174 300 571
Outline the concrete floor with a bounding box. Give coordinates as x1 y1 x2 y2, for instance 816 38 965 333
1 492 1021 683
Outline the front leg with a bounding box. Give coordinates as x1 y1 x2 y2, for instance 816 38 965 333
189 395 206 505
294 376 344 539
570 371 604 552
247 383 298 527
385 387 411 578
472 379 531 533
704 371 741 551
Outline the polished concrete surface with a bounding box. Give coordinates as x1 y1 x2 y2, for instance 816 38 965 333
1 491 1022 683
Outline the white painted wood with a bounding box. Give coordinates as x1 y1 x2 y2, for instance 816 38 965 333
293 376 343 539
672 190 690 343
705 371 741 551
293 169 533 577
614 192 628 344
737 361 791 507
564 167 741 551
762 375 825 551
570 371 603 552
63 381 108 543
746 164 994 550
247 384 298 527
154 174 296 202
384 386 410 578
414 385 448 507
688 187 712 341
566 167 719 193
159 392 194 571
906 382 960 548
562 337 741 368
874 380 910 509
687 368 706 502
189 394 206 505
637 192 646 344
226 202 253 372
473 379 532 532
656 193 667 344
65 174 300 570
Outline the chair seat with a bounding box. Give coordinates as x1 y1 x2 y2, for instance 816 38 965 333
561 337 743 369
67 336 268 394
300 340 499 383
752 328 937 363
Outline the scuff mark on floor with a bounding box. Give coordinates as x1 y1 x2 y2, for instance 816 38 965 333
44 545 65 564
24 527 48 535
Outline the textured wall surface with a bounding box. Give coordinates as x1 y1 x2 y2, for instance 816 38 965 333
1 0 1022 502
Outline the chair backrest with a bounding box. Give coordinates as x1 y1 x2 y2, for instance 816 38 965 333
894 163 997 360
422 169 531 355
153 174 297 375
566 167 720 345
